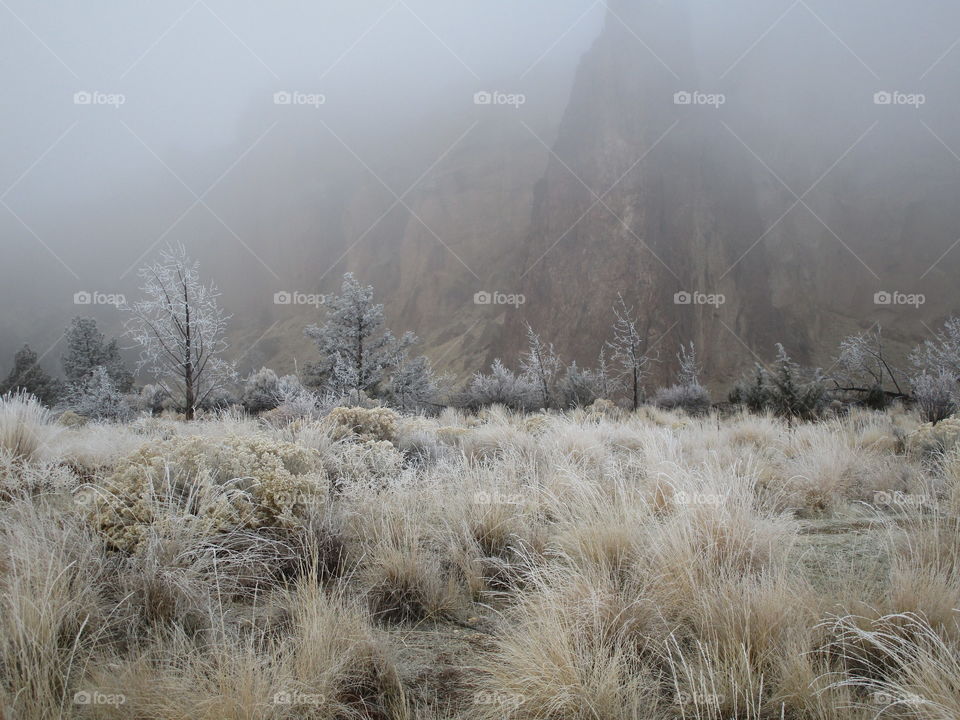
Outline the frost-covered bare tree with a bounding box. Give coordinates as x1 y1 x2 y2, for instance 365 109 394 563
304 273 405 403
911 316 960 382
520 324 561 409
125 243 235 420
833 326 905 407
607 293 650 410
676 341 702 387
593 347 618 401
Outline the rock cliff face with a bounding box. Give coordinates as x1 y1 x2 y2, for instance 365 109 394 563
504 1 785 384
125 0 960 386
11 1 958 390
497 0 960 385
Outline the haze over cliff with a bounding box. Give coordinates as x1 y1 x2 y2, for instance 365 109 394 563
2 0 959 388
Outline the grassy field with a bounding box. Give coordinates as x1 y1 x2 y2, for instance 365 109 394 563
1 395 959 719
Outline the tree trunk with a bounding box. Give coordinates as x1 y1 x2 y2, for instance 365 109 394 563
183 280 195 421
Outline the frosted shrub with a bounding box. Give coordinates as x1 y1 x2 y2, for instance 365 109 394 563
907 417 960 457
654 383 712 416
325 406 399 443
462 359 538 411
241 366 281 413
323 440 404 491
67 366 134 421
913 370 957 425
82 434 323 551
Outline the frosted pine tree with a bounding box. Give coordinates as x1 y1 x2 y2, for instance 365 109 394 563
125 243 235 420
62 316 133 392
304 273 404 403
384 332 440 412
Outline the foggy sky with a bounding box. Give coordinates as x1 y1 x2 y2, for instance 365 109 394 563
3 0 960 381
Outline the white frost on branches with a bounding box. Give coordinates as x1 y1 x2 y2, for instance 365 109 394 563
125 243 235 419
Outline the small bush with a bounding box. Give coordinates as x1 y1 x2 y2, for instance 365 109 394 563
322 440 404 491
82 434 323 551
325 406 399 443
461 359 538 411
913 370 957 425
730 365 770 413
654 383 712 416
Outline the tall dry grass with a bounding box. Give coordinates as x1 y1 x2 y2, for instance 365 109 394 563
0 393 956 718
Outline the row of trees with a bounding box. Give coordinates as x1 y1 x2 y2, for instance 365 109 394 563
2 243 959 423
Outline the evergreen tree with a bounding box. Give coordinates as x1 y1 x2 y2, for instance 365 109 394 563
384 332 441 413
769 344 826 421
304 273 410 402
62 317 133 392
0 344 63 406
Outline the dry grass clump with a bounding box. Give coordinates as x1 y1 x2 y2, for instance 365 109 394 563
883 515 960 636
0 390 59 463
82 582 401 719
0 503 108 720
826 612 960 720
